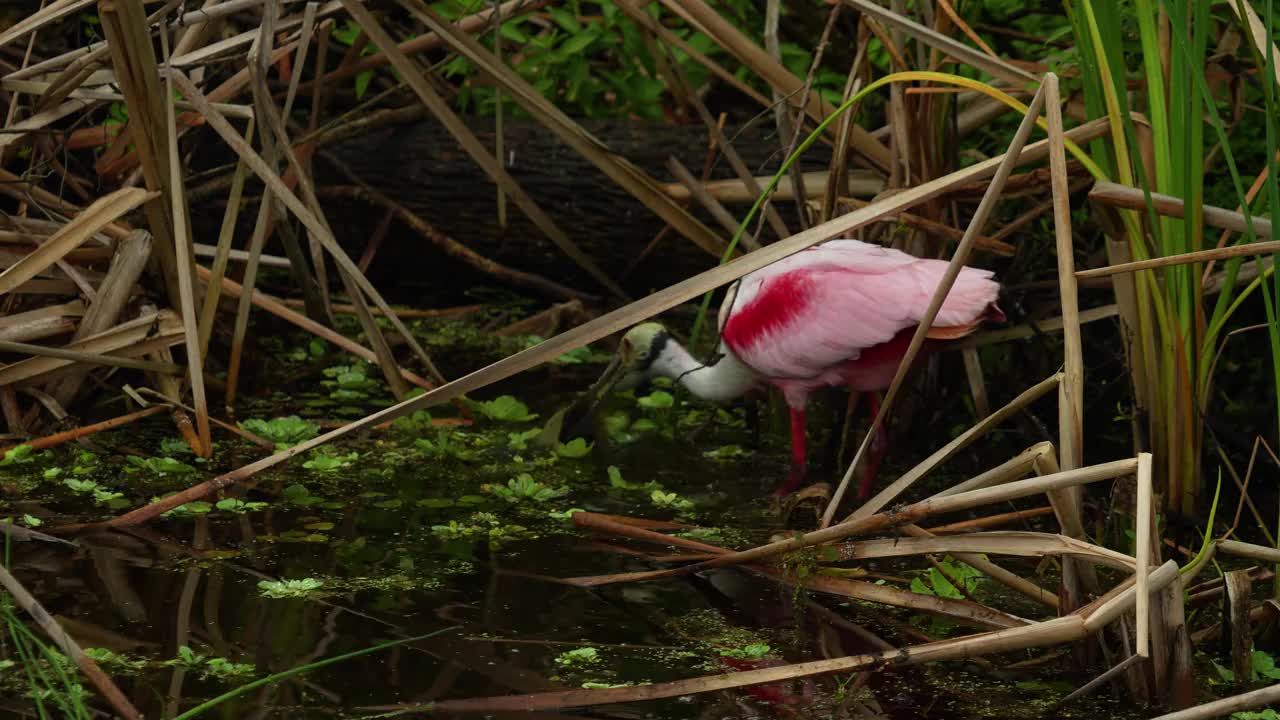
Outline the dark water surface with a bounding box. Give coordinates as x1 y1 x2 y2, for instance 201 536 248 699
1 321 1152 719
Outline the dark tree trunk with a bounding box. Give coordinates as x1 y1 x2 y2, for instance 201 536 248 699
317 117 836 302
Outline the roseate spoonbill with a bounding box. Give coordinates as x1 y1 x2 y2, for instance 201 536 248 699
590 239 1003 499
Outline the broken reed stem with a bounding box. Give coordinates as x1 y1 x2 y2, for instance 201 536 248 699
922 506 1056 534
1045 73 1083 474
0 562 142 719
161 27 211 457
0 405 167 458
0 340 183 374
821 80 1051 529
1136 452 1153 657
929 441 1052 498
197 117 254 359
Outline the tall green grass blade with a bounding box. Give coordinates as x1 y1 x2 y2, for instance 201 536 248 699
170 626 458 719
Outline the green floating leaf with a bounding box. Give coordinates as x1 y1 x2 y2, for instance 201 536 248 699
258 578 324 599
556 437 593 458
636 391 674 410
476 395 538 422
239 416 320 447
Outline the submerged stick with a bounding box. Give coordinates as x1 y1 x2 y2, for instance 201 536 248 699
0 405 167 459
0 562 142 719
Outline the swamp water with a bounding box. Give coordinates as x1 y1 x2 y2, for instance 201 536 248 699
0 316 1151 719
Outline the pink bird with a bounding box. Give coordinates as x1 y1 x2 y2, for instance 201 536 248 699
592 239 1003 500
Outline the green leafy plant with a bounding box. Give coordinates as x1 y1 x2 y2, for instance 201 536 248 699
215 498 268 514
239 416 320 448
719 643 771 660
910 557 983 600
127 455 197 476
330 20 378 99
555 438 593 458
649 489 693 511
0 445 34 465
476 395 538 422
1213 649 1280 684
167 646 255 681
302 450 358 472
484 473 568 503
554 647 601 666
258 578 325 599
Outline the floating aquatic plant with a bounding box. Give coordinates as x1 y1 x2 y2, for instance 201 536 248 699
555 438 593 458
484 473 568 503
554 647 601 666
302 450 358 472
257 578 324 599
239 416 320 448
475 395 539 422
126 456 197 476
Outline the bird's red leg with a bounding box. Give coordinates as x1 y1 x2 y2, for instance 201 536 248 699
772 407 807 496
857 392 889 501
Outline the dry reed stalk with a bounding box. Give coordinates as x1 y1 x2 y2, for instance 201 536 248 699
1136 452 1153 657
0 340 182 374
1081 240 1280 279
0 405 167 459
830 196 1015 254
822 81 1051 528
0 301 85 343
1152 683 1280 720
1216 539 1280 564
160 27 212 456
0 562 142 719
834 531 1135 571
96 119 1111 528
197 119 253 358
957 305 1119 348
923 505 1055 533
665 157 745 238
1225 570 1254 692
0 188 154 295
849 373 1062 522
1088 181 1274 244
0 311 185 386
46 230 152 407
279 299 483 320
0 0 97 52
843 0 1037 88
167 70 449 388
961 347 990 416
930 442 1053 499
662 170 885 204
1045 73 1084 477
1031 446 1099 615
388 0 727 266
98 0 184 304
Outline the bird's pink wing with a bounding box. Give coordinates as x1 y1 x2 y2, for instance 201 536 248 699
720 240 999 379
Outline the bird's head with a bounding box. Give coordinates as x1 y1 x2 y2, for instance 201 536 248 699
588 322 672 398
